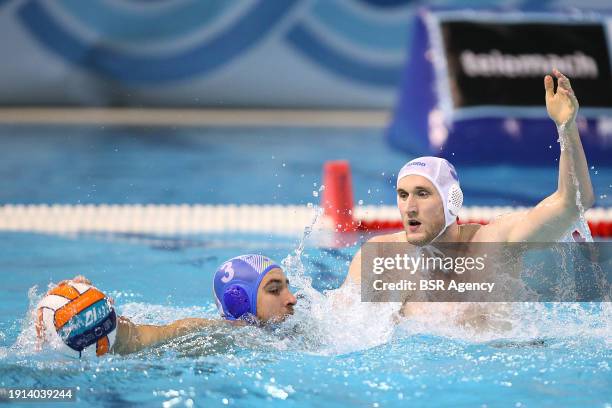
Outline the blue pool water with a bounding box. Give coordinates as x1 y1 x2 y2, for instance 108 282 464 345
0 125 611 407
1 125 611 207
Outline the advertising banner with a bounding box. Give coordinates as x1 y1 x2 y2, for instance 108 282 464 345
388 10 612 164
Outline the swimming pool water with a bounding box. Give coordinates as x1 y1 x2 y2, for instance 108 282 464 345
0 230 610 407
1 125 611 207
0 125 610 407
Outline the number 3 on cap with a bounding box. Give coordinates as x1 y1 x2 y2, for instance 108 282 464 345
220 262 235 283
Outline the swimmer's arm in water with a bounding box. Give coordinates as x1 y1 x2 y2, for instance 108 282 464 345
112 316 222 355
52 276 228 355
487 70 594 242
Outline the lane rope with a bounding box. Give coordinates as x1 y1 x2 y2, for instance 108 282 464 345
0 204 610 237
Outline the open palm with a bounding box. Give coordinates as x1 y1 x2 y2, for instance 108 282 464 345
545 69 579 126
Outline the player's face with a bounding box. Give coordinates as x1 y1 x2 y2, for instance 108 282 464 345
256 268 297 322
396 175 445 245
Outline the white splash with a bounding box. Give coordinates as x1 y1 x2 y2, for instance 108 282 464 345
279 205 401 355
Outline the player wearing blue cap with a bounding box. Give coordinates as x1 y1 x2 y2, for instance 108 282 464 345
39 255 296 356
212 254 297 322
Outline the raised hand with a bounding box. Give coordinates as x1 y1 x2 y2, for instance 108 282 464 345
544 68 579 126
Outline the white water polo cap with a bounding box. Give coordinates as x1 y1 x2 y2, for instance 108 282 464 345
397 156 463 229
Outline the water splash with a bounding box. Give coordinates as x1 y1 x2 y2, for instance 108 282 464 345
277 205 401 355
397 302 611 344
281 205 322 297
1 284 73 360
554 124 611 307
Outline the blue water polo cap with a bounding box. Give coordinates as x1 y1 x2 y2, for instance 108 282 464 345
213 255 281 320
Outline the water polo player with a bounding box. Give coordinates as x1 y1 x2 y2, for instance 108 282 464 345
344 69 594 285
36 255 296 356
338 70 594 328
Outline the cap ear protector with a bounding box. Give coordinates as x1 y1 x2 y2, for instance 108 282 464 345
447 183 463 218
223 284 251 319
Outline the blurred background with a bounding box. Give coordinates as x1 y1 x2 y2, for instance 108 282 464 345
0 0 610 108
0 0 610 216
2 0 414 108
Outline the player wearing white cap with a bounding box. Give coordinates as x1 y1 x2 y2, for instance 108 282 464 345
342 70 594 303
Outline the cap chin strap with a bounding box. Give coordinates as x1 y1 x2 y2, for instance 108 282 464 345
430 222 450 244
414 210 456 246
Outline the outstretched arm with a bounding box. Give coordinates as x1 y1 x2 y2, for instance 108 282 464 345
44 276 224 355
112 316 220 355
498 69 594 242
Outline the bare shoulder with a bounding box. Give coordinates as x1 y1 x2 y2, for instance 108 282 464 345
468 210 528 242
458 223 482 240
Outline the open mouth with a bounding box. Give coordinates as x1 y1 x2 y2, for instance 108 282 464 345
407 219 422 232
